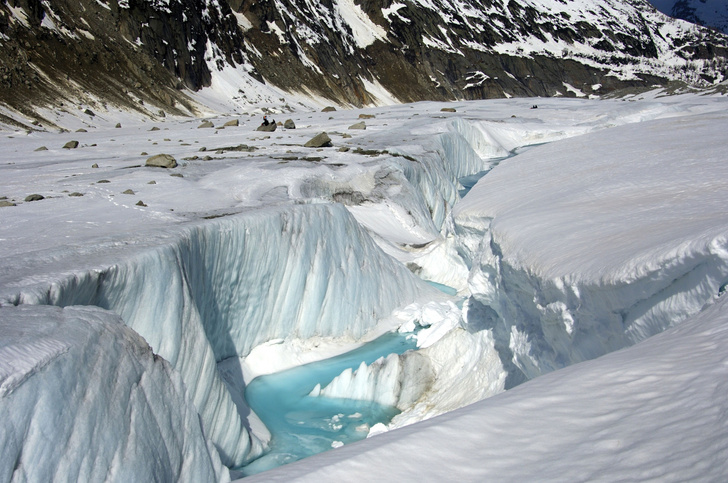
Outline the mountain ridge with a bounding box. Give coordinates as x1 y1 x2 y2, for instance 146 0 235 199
1 0 727 129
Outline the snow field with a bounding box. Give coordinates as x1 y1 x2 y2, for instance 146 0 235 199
2 93 728 478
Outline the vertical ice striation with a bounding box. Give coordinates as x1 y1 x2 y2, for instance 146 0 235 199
0 305 229 483
310 351 434 411
0 203 435 467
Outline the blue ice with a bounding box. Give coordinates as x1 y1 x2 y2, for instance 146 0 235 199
240 331 417 476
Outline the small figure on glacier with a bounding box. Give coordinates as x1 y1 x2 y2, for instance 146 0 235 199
262 115 270 126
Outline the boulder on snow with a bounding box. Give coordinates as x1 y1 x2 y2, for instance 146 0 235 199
284 119 296 129
440 107 457 112
63 140 79 149
198 121 214 129
359 114 375 119
145 154 178 168
223 119 239 127
256 123 277 132
24 194 44 202
304 132 332 148
348 121 366 130
322 106 337 112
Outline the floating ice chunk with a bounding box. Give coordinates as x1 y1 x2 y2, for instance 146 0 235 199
367 423 389 437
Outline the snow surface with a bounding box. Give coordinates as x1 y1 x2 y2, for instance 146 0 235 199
2 90 728 480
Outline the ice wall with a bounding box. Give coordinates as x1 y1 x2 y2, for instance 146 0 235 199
0 203 436 468
299 118 500 248
459 223 728 382
0 305 229 483
449 111 728 384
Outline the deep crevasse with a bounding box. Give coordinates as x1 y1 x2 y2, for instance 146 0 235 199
0 203 438 468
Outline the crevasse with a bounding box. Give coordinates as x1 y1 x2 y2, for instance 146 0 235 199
0 203 438 468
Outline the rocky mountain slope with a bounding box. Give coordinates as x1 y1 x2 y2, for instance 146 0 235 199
1 0 727 128
650 0 728 34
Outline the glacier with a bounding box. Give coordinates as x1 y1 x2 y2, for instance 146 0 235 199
0 305 229 482
2 94 728 479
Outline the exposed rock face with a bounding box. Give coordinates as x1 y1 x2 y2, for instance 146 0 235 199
0 0 727 125
0 0 249 125
232 0 728 103
666 0 728 34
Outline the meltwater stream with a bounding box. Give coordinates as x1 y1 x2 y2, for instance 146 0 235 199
240 331 418 476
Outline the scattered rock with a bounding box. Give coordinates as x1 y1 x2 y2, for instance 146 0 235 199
63 140 79 149
76 128 87 133
97 180 110 183
140 152 148 156
122 189 135 195
203 156 213 161
304 156 324 162
145 154 178 168
359 114 375 119
440 107 457 112
198 121 215 129
223 119 239 127
149 127 160 131
0 200 16 207
348 121 366 130
24 194 44 202
304 132 332 148
199 147 207 152
170 173 184 178
338 147 350 152
68 192 84 197
115 123 122 129
136 200 147 207
158 110 166 118
148 181 157 185
322 106 337 112
84 109 95 117
341 133 352 139
34 146 48 151
284 119 296 129
91 163 99 168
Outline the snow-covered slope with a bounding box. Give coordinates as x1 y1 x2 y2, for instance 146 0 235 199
651 0 728 34
0 305 229 482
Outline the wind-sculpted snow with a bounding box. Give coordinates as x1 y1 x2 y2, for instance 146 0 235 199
0 305 229 482
0 203 435 468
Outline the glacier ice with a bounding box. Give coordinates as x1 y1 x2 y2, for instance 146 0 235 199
3 97 728 479
0 203 440 468
0 305 229 483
